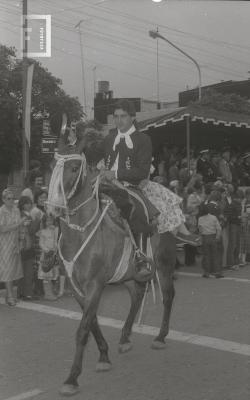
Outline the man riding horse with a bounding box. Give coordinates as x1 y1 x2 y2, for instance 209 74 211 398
99 99 200 278
56 100 199 281
46 101 201 396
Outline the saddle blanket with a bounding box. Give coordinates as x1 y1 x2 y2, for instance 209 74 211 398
107 236 133 284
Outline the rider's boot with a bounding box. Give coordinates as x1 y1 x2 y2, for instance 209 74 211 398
133 234 155 282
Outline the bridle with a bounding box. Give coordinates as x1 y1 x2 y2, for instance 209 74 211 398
47 152 112 297
47 152 86 215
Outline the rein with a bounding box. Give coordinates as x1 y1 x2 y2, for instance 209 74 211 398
48 153 112 297
58 198 112 298
60 175 102 233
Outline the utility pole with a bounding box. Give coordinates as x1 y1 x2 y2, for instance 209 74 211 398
156 27 160 109
75 20 87 118
92 66 97 120
22 0 29 183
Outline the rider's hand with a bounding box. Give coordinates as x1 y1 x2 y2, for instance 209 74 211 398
100 170 116 181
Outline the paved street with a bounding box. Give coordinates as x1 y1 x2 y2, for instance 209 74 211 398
1 263 250 400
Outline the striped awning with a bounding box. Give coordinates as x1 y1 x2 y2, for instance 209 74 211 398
139 105 250 132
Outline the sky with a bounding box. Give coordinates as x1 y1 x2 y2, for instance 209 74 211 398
1 0 250 117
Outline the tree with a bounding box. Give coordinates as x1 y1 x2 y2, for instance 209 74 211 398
192 88 250 114
0 45 21 174
0 43 84 175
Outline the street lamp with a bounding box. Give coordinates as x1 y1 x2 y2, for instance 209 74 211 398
75 20 88 117
149 29 202 100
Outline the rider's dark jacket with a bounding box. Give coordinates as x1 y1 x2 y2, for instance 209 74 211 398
103 128 152 185
101 128 158 235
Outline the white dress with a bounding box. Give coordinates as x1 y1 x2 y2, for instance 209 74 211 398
37 226 59 280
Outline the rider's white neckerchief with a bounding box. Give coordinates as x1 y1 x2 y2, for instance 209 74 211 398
112 125 135 151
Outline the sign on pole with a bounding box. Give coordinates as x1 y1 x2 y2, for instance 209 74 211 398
41 137 58 154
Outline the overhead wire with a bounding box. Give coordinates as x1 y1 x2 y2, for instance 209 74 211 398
1 1 248 100
50 0 250 52
48 6 250 68
50 19 246 80
27 0 250 72
33 1 249 79
2 1 247 79
50 26 243 84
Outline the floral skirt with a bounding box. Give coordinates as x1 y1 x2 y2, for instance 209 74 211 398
141 181 185 234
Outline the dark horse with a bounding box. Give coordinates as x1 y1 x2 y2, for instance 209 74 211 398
48 137 176 396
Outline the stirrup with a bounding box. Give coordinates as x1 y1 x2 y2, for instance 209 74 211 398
133 250 155 283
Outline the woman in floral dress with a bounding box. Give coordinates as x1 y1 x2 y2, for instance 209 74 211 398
0 189 24 306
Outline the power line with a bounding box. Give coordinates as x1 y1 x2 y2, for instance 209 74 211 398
48 13 246 80
48 0 250 52
2 1 247 75
0 5 246 81
51 29 242 84
50 7 250 67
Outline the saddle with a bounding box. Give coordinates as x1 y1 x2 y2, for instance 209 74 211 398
99 181 157 283
99 180 159 235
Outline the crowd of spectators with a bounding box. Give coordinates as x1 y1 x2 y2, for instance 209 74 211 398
152 144 250 278
1 145 250 305
0 168 65 306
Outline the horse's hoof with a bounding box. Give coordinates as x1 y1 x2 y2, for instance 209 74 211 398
59 384 80 397
95 362 112 372
151 340 166 350
118 342 133 354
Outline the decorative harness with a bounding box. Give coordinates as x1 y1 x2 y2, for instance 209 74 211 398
48 152 155 298
47 153 112 298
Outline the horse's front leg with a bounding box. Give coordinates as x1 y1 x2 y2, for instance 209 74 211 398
152 232 176 349
119 280 147 353
59 284 102 396
91 315 112 372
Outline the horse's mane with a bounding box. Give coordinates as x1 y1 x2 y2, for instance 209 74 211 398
82 128 105 167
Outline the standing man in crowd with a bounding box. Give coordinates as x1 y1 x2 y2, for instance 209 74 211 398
241 153 250 186
210 151 221 182
196 149 214 183
219 148 232 184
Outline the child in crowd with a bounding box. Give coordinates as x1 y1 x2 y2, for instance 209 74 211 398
37 214 59 300
198 204 223 278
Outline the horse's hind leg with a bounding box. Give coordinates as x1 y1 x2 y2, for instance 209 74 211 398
152 232 176 349
91 315 112 372
118 280 147 353
60 284 102 396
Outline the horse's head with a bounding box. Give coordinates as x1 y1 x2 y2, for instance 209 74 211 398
47 117 104 217
47 134 87 216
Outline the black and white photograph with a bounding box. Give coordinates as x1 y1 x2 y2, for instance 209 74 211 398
0 0 250 399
